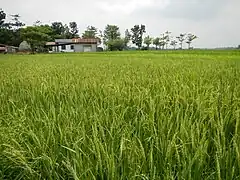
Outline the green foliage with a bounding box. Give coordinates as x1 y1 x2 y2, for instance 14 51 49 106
20 25 52 52
103 25 121 44
164 31 171 49
103 25 121 50
51 22 65 38
82 26 98 38
8 14 25 30
0 51 240 179
153 37 160 50
131 24 146 49
186 33 198 49
170 40 178 49
107 38 125 51
0 9 6 27
124 29 131 48
69 22 79 38
144 35 152 49
177 33 186 49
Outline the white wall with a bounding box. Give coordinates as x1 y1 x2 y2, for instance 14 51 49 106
58 45 74 52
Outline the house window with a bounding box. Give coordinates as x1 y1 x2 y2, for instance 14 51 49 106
61 45 66 50
70 45 74 50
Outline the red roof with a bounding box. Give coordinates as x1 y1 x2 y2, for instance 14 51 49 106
0 47 6 51
72 38 99 44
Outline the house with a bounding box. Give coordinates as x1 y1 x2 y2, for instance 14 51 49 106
46 38 99 53
0 44 18 53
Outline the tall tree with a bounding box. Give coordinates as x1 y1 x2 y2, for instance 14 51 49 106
124 29 131 48
107 39 125 51
164 31 171 49
153 37 160 50
9 14 25 29
20 25 53 52
69 22 79 38
176 33 186 49
51 22 65 38
186 33 197 49
82 26 98 38
159 34 166 50
131 24 146 49
63 24 72 39
144 35 152 50
0 9 6 28
104 25 121 42
170 40 178 50
103 24 121 50
33 20 42 26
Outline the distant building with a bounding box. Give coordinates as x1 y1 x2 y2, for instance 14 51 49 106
46 38 99 53
0 44 18 53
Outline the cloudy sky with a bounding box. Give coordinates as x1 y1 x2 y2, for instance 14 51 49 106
1 0 240 48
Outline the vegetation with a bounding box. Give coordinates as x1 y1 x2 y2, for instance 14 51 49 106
0 50 240 179
0 9 201 52
131 24 146 49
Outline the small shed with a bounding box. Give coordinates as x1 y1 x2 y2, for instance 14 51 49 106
0 44 18 53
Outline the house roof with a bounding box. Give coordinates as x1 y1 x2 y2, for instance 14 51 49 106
46 38 99 46
0 47 6 51
0 44 18 48
72 38 99 44
0 44 7 47
46 42 56 46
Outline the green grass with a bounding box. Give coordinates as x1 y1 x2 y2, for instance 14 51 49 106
0 50 240 179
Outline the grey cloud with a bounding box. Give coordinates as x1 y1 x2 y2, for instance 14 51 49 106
132 0 227 21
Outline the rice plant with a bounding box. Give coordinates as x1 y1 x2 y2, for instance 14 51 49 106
0 50 240 179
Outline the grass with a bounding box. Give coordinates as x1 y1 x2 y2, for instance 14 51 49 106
0 50 240 179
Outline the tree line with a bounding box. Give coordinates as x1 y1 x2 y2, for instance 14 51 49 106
0 8 198 52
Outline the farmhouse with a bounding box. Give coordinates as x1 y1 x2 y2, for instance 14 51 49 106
0 44 18 53
46 38 99 53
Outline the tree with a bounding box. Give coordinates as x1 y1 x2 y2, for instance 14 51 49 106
170 40 178 50
159 34 166 50
20 25 52 52
103 25 121 50
108 39 125 51
51 22 65 38
124 29 131 48
0 9 6 28
104 25 121 41
33 20 42 26
144 35 152 50
153 37 160 50
176 33 186 49
69 22 79 38
82 26 98 38
63 24 72 39
164 31 171 49
186 33 197 49
131 24 146 49
9 14 25 30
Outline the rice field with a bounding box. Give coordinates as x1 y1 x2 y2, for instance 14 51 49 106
0 50 240 179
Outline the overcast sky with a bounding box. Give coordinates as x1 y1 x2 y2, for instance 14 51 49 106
1 0 240 48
